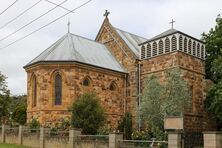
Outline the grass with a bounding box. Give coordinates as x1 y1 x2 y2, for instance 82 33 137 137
0 143 31 148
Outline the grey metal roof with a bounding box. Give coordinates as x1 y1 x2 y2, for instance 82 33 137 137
147 28 178 42
140 28 204 45
25 33 126 73
114 27 148 57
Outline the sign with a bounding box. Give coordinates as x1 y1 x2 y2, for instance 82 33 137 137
164 117 183 130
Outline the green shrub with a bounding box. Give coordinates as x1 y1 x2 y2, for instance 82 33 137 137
70 93 105 134
117 112 132 139
29 118 40 131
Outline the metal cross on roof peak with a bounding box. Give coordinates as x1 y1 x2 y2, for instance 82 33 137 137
170 19 175 29
104 10 110 18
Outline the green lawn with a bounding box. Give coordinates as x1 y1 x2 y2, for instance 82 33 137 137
0 143 31 148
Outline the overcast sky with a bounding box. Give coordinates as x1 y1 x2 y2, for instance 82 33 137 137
0 0 221 95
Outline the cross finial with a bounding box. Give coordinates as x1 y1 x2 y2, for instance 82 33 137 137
103 10 110 18
67 18 70 33
170 19 175 29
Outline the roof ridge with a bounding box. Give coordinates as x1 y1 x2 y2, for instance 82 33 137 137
69 32 106 46
114 27 148 40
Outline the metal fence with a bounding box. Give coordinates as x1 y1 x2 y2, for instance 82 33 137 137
22 128 40 148
45 130 70 148
76 135 109 148
182 132 203 148
118 139 168 148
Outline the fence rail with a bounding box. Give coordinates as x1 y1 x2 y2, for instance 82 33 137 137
118 139 168 148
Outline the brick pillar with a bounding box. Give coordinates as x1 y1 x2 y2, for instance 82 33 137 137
1 124 5 143
109 133 123 148
40 127 45 148
18 125 23 145
168 131 182 148
69 129 81 148
203 131 222 148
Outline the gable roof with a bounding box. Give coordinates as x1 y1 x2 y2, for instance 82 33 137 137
114 27 148 57
24 33 126 73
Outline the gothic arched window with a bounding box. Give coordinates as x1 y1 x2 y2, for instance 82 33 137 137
179 35 183 51
158 40 163 54
83 77 91 86
109 81 117 91
171 35 177 51
184 38 187 53
165 38 170 53
152 42 157 56
32 74 37 107
55 74 62 105
146 43 151 58
188 39 192 54
193 41 196 56
141 45 145 59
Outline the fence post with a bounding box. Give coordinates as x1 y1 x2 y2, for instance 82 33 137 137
1 124 5 143
40 127 45 148
109 133 123 148
18 125 23 145
168 131 182 148
203 131 222 148
69 129 81 148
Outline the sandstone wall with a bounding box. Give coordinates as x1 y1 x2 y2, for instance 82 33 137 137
140 51 216 131
96 18 139 126
26 63 125 128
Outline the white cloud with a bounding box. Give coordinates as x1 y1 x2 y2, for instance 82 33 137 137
0 0 221 95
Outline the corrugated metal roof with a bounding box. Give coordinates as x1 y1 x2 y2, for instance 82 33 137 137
26 33 126 73
114 28 148 57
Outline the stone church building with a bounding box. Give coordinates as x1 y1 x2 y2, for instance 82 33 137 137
24 14 216 131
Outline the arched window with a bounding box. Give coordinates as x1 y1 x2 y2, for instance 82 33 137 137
55 74 62 105
193 41 196 56
165 38 170 53
184 38 187 53
158 40 163 54
83 77 91 86
201 45 205 59
179 35 183 51
141 45 145 59
171 35 177 51
197 43 200 57
146 43 151 58
32 74 37 107
109 81 117 91
188 39 192 54
152 42 157 56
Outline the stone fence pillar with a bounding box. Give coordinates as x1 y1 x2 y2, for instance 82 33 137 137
203 131 222 148
18 125 23 145
168 131 182 148
69 129 81 148
109 133 123 148
1 124 6 143
40 127 45 148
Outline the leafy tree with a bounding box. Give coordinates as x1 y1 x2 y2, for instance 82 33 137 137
70 93 105 134
0 71 11 124
140 68 191 139
202 14 222 82
202 14 222 130
117 112 132 140
12 103 26 125
205 81 222 130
